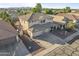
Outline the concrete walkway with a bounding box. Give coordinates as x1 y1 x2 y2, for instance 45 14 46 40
32 39 61 56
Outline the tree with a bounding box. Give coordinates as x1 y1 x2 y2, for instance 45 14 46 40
32 3 42 13
66 20 76 31
32 8 37 13
35 3 42 13
45 8 49 14
63 8 66 13
65 7 71 13
45 8 53 14
17 9 27 15
0 11 11 23
62 7 71 13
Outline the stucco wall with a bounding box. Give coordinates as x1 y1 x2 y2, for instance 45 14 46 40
45 19 53 23
33 28 51 37
29 21 40 27
19 18 53 38
19 19 29 30
26 28 51 38
29 19 53 27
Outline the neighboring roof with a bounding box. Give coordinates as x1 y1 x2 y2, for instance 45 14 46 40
68 13 79 20
53 15 65 23
57 13 66 16
18 12 32 21
73 15 79 20
29 13 52 22
0 20 17 40
29 22 53 33
68 13 79 16
65 14 76 20
19 13 52 22
57 13 76 21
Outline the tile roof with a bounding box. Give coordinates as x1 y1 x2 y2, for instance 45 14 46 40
57 13 66 16
68 13 79 20
53 15 65 23
65 14 76 20
68 13 79 16
57 13 76 21
0 20 17 40
29 13 52 22
73 15 79 20
18 12 32 21
19 13 52 22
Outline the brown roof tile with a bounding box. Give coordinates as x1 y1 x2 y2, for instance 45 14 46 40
57 13 76 20
0 20 17 40
53 15 65 23
19 13 52 22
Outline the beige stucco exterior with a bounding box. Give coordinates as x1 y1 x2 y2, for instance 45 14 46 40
29 19 53 27
33 28 51 37
19 18 29 30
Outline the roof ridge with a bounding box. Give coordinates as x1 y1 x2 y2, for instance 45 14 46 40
72 15 77 19
27 12 33 21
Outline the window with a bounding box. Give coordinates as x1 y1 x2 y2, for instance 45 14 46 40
43 20 45 23
41 20 45 23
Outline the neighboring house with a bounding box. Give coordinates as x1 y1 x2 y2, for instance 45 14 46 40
68 13 79 23
52 13 79 30
57 13 77 23
0 20 17 46
19 13 53 38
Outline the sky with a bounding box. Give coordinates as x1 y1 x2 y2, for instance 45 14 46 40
0 3 79 9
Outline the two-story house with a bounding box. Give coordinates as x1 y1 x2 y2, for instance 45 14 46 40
19 13 53 38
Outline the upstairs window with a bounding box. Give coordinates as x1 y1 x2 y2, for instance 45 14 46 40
41 20 45 23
